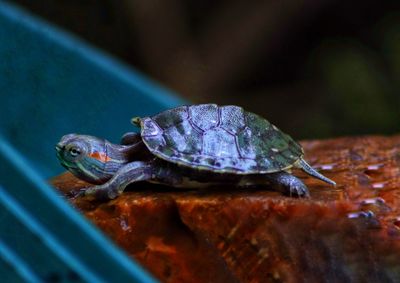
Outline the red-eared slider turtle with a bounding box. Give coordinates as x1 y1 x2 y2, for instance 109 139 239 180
56 104 335 199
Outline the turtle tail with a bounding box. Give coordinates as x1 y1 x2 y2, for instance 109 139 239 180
298 158 336 186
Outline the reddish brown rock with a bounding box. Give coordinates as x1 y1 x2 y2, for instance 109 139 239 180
51 135 400 283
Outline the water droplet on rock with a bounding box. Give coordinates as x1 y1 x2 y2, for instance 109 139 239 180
321 164 334 170
367 164 384 171
372 182 386 189
120 218 131 231
359 197 391 214
347 210 381 229
347 210 375 219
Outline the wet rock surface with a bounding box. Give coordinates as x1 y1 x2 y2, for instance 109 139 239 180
51 135 400 283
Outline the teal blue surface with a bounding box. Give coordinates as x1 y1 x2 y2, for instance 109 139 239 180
0 1 185 282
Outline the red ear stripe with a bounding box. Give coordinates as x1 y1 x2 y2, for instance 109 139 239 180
89 151 112 162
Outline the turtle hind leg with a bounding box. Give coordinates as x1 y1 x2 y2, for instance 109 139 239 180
266 172 310 198
83 161 153 200
297 158 336 186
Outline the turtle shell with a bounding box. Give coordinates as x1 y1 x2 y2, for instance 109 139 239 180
137 104 304 174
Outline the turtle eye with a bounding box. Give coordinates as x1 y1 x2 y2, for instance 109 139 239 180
69 147 81 157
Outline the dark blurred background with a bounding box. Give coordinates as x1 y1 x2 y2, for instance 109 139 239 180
11 0 400 139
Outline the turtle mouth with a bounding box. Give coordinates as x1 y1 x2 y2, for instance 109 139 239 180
58 157 78 170
55 144 65 160
55 147 63 163
55 143 63 152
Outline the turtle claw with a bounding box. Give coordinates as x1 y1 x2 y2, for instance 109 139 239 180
66 188 87 199
75 185 122 201
289 183 310 198
82 186 111 201
67 186 113 201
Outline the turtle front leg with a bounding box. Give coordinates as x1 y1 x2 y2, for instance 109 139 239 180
120 132 142 145
82 161 153 200
266 172 310 197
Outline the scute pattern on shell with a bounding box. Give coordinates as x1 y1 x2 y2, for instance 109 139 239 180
139 104 303 174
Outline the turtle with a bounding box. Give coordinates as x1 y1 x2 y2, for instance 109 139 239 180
56 104 335 200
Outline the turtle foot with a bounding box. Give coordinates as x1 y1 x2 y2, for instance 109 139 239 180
288 182 310 198
67 188 87 199
68 185 121 201
267 172 310 198
84 185 121 201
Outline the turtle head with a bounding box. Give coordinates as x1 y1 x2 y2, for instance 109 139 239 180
56 134 123 184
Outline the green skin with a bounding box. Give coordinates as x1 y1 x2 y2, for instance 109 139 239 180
56 132 335 200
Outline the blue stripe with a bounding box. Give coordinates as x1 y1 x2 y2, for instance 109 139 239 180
0 237 42 283
0 186 105 283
